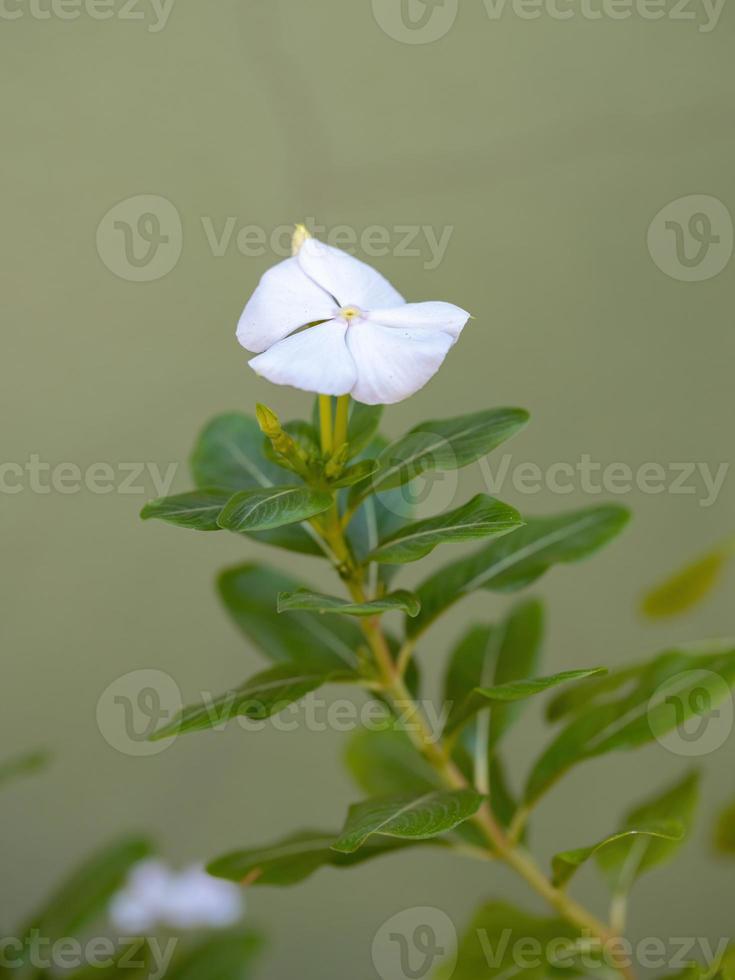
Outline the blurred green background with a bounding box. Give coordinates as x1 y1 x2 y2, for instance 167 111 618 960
2 0 734 975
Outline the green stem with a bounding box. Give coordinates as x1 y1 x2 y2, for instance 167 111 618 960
314 495 636 980
333 395 350 451
319 395 333 454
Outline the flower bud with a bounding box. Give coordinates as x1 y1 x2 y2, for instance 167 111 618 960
291 223 312 256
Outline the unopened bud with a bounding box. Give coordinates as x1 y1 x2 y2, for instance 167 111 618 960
291 223 312 255
256 403 282 439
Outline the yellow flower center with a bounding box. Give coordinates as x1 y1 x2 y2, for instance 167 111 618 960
339 306 362 321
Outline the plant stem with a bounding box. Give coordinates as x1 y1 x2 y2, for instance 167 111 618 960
319 395 333 454
314 475 636 980
333 395 350 450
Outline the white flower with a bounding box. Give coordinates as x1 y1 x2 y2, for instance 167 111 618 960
236 235 470 405
109 859 244 934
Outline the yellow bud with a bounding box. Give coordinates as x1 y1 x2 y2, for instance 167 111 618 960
256 402 282 439
291 223 312 255
325 443 349 479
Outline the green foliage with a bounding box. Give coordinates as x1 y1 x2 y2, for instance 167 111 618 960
643 547 730 618
552 824 684 888
277 588 421 618
208 830 426 887
332 789 483 853
344 725 440 797
438 900 581 980
218 563 361 671
354 407 529 499
141 489 232 530
218 486 333 532
594 772 699 891
151 662 353 739
526 649 735 803
714 797 735 854
20 837 153 946
0 749 49 789
165 932 263 980
367 494 523 565
408 505 630 638
447 668 606 738
139 391 728 968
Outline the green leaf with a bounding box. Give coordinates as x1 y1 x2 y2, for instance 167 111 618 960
190 412 324 556
546 665 642 723
448 667 607 740
208 829 429 887
346 402 384 459
552 823 683 888
332 789 483 853
367 494 523 565
595 771 700 890
141 489 232 530
218 485 332 532
409 505 630 638
643 547 731 618
441 900 581 980
345 725 440 797
151 662 350 739
449 669 605 738
21 837 153 943
277 588 421 618
358 407 529 498
715 798 735 854
444 600 545 742
525 647 735 804
329 459 379 488
191 412 280 490
477 669 608 703
166 932 264 980
486 600 546 751
0 749 49 789
218 563 361 671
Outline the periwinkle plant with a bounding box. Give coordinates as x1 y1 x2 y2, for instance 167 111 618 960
139 226 735 980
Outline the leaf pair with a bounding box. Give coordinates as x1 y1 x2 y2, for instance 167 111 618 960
209 789 483 886
408 505 631 638
142 484 333 533
142 413 328 554
553 771 698 888
528 645 735 803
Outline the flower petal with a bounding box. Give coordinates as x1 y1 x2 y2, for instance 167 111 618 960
365 301 470 341
297 238 404 310
249 320 357 396
346 320 454 405
237 257 335 353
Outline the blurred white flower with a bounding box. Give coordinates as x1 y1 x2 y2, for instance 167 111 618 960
109 859 244 934
237 233 470 405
